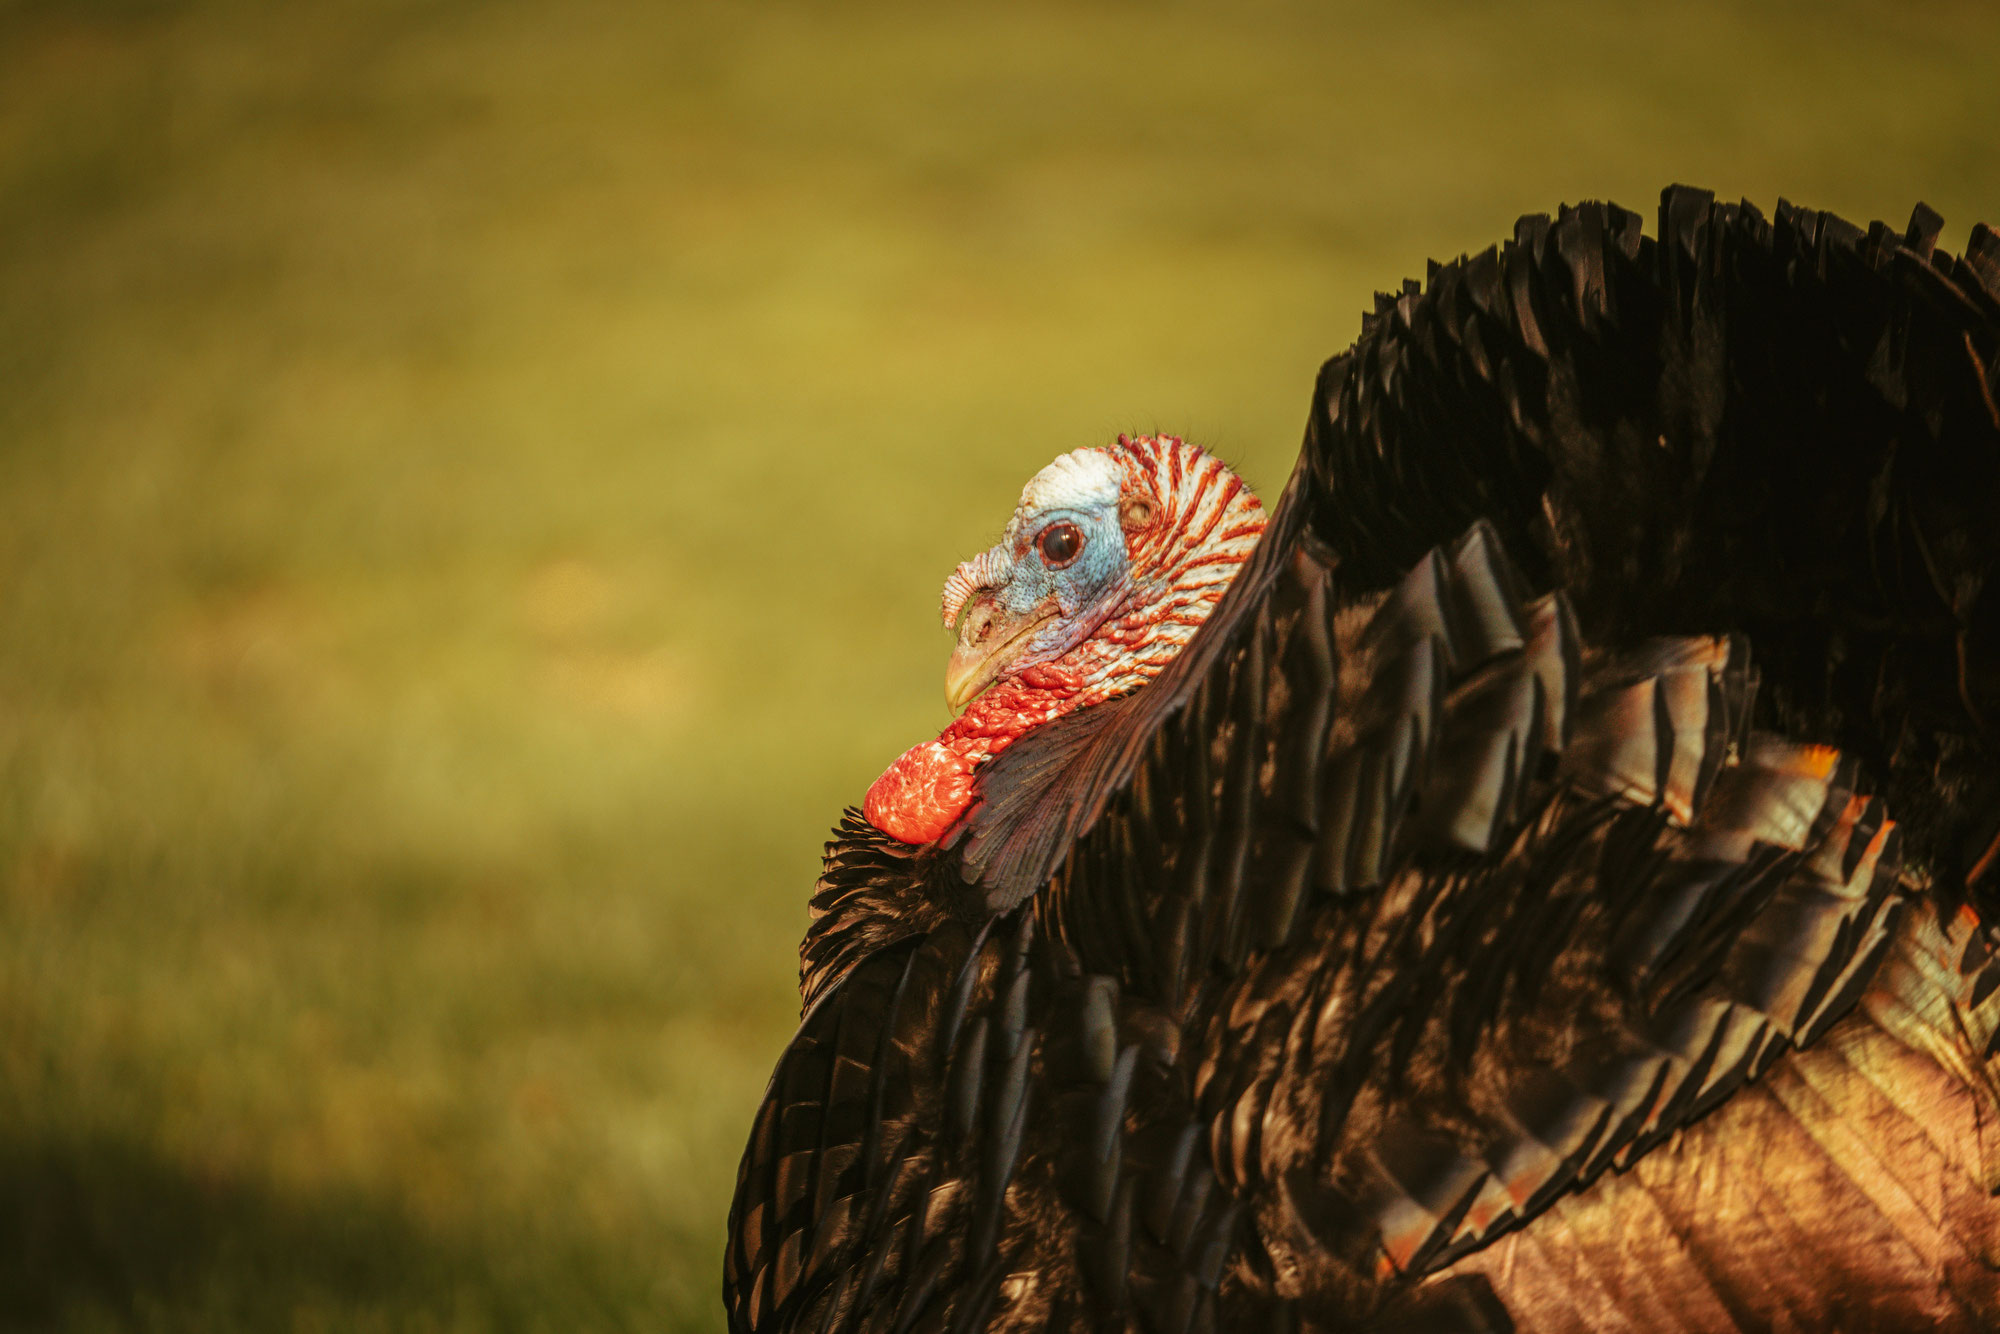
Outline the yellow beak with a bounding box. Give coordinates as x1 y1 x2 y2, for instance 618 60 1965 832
944 603 1056 713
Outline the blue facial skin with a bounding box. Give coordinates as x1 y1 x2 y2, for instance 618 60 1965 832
992 504 1133 665
945 498 1139 713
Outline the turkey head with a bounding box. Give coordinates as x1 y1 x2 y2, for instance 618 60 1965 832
863 433 1264 846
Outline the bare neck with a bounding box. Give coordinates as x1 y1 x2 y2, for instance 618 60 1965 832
862 664 1089 847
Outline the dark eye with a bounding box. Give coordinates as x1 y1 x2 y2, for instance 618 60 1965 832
1037 521 1084 568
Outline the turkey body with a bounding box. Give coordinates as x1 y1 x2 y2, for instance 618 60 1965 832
725 189 2000 1332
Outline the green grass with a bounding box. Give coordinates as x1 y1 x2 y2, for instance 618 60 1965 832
0 0 1995 1328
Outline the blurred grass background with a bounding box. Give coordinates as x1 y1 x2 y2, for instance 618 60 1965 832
0 0 1995 1328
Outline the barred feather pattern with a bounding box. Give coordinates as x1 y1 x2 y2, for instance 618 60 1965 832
1062 434 1267 702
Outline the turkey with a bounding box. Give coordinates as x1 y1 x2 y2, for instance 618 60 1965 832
724 186 2000 1332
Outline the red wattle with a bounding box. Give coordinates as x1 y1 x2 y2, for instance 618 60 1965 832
864 740 978 846
862 678 1077 846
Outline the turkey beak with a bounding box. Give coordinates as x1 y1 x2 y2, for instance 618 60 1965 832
945 600 1054 714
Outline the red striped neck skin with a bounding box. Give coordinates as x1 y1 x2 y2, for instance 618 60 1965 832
864 434 1265 846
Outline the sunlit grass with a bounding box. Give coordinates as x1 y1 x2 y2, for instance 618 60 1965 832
0 0 1995 1328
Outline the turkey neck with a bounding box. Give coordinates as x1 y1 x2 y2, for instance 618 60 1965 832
862 662 1097 847
863 584 1235 847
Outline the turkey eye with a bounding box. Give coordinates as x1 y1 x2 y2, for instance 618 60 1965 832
1038 522 1084 568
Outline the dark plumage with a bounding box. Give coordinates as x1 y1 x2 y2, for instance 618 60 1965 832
726 187 2000 1332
